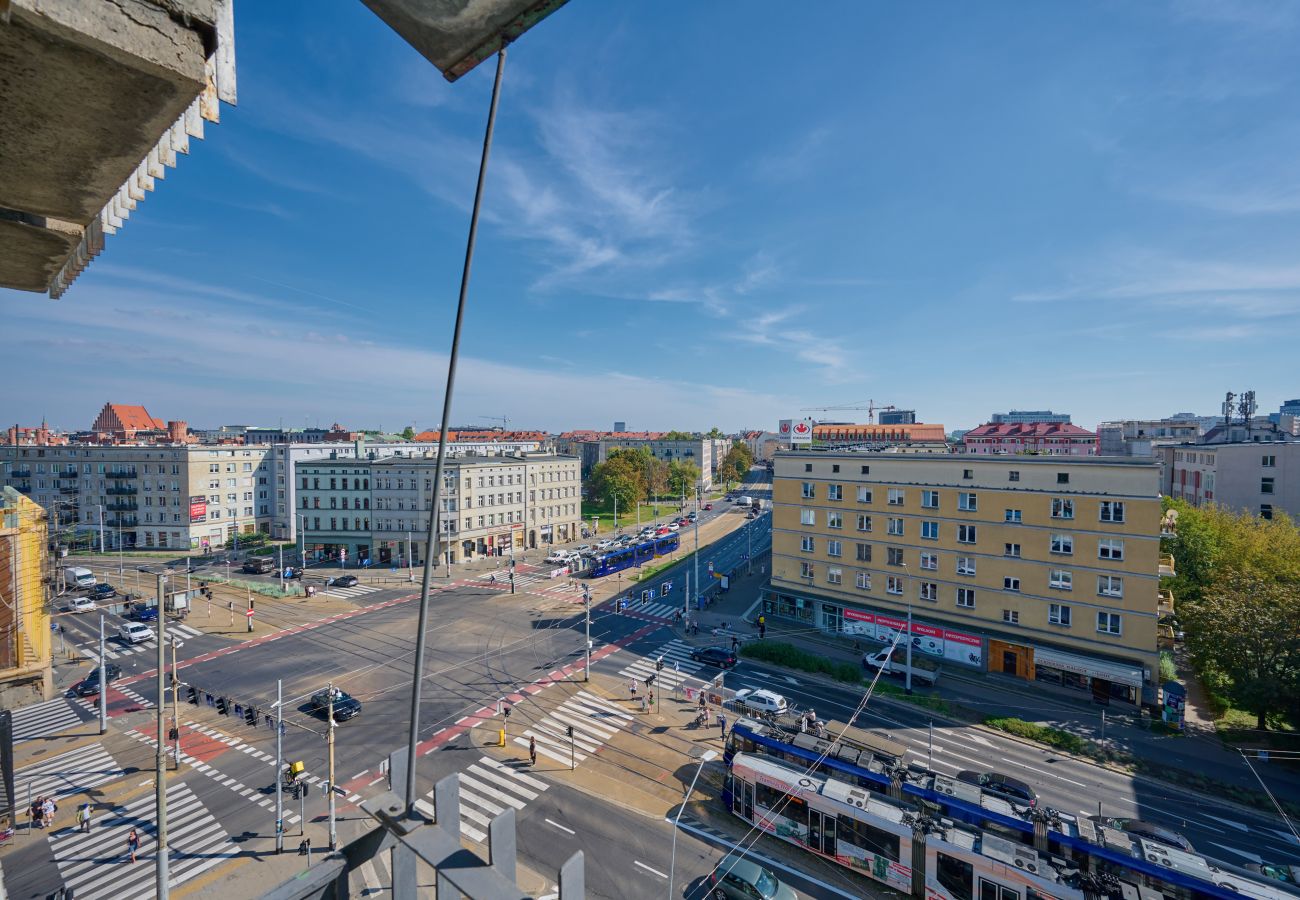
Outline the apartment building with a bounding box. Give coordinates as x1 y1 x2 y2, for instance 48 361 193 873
990 410 1072 425
0 487 52 704
963 422 1098 455
768 451 1162 705
297 453 581 566
0 443 273 550
1097 417 1201 457
554 432 728 489
1161 442 1300 521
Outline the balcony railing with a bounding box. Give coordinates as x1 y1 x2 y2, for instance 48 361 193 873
59 484 80 494
57 470 78 479
106 486 138 495
1158 588 1176 617
1158 553 1176 578
15 483 32 493
107 470 138 478
10 469 32 478
108 516 139 528
107 500 138 511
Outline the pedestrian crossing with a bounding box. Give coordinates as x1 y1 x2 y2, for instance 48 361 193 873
322 582 383 598
467 571 547 589
14 743 124 806
10 697 86 744
414 755 549 845
49 781 232 899
511 690 633 769
80 622 205 662
618 638 706 692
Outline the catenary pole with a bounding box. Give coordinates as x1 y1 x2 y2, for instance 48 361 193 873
98 615 107 733
154 572 169 897
327 683 337 851
171 638 181 768
275 678 283 854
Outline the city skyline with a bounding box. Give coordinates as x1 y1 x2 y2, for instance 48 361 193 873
3 3 1299 430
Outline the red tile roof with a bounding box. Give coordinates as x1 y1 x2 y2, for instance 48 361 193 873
91 402 166 434
964 422 1097 439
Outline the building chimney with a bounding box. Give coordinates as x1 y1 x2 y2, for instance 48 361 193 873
354 434 366 459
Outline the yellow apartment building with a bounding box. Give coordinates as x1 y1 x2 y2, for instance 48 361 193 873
767 451 1162 706
0 486 52 704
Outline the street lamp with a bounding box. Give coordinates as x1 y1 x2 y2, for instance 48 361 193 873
668 749 718 900
899 562 913 695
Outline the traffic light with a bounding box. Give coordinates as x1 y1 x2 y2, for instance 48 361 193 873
503 705 511 719
655 657 664 672
186 686 198 704
215 696 229 715
565 724 574 738
245 706 258 726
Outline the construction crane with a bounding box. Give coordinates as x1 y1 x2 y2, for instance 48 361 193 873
478 415 509 432
800 400 896 424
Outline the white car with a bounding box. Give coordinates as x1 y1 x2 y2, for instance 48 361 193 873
667 522 680 531
118 622 154 645
545 552 569 564
734 688 788 715
69 596 96 613
595 539 614 550
575 545 592 554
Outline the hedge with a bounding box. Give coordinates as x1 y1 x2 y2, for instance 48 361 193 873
739 641 863 684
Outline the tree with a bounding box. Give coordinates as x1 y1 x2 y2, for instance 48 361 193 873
717 441 753 489
706 427 724 439
589 449 646 514
662 430 695 440
667 460 701 500
401 426 416 441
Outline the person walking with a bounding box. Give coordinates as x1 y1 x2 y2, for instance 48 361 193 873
629 678 638 699
126 827 140 863
528 735 537 767
718 713 728 738
30 797 43 829
41 796 56 828
78 803 92 833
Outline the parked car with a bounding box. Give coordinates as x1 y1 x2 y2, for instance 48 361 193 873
667 523 680 531
69 596 97 614
311 687 362 721
574 545 592 554
1088 817 1193 852
655 527 670 536
328 575 359 588
595 539 614 550
707 851 798 900
957 770 1038 808
862 649 940 686
118 622 154 644
91 582 117 600
74 662 123 696
733 688 788 715
545 552 569 564
133 605 159 623
690 646 737 668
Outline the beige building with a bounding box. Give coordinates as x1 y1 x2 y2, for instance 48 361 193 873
0 487 52 704
298 452 582 566
768 450 1163 705
1161 441 1300 521
0 444 274 551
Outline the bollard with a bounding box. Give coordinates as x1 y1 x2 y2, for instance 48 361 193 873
498 728 506 747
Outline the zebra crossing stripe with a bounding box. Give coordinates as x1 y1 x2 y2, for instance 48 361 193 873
322 583 382 598
474 755 547 791
548 708 616 742
574 690 635 719
552 702 619 735
11 698 84 744
417 756 548 845
14 743 122 802
514 734 572 765
531 719 600 754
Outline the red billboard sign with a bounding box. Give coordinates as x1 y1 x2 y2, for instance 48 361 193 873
189 496 207 523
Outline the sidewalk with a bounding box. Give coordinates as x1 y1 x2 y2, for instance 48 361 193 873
677 560 1300 809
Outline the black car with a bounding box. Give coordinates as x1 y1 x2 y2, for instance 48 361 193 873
74 662 123 696
310 687 362 721
1088 816 1193 852
91 583 117 600
329 575 358 588
957 770 1038 807
690 646 738 668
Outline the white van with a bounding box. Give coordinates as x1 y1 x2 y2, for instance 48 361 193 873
66 567 96 590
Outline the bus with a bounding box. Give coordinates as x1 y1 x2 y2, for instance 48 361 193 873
723 722 1299 900
585 533 679 578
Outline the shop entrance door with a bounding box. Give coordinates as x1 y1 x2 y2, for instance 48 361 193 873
1002 650 1018 675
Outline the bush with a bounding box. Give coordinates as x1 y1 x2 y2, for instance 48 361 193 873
1158 651 1177 683
984 717 1090 755
739 641 863 684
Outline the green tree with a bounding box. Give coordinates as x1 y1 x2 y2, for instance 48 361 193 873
667 459 701 499
662 430 695 440
589 449 646 514
716 441 754 489
401 426 416 440
706 426 724 438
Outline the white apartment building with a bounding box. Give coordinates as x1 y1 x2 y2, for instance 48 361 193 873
1161 442 1300 521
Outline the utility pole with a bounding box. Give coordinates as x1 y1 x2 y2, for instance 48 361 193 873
407 531 413 583
275 679 283 854
98 504 105 553
171 638 181 768
278 544 284 592
583 585 591 682
693 481 701 613
154 572 169 898
327 684 337 851
98 615 107 734
928 720 934 770
246 589 254 633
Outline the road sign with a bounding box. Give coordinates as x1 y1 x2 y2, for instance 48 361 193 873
245 609 255 617
647 588 656 601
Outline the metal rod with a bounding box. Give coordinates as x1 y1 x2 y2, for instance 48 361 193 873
171 638 180 768
98 615 107 733
155 572 169 898
584 586 591 682
668 751 716 900
406 46 507 815
275 678 283 854
328 683 337 851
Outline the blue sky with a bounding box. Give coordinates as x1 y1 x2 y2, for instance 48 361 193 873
4 0 1299 433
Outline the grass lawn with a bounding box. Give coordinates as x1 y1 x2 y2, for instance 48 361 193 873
581 498 687 532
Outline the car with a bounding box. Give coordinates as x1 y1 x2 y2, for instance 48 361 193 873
733 688 788 715
707 851 798 900
91 583 117 600
667 523 680 531
689 646 737 668
74 662 123 696
69 596 96 614
311 687 362 721
545 552 569 564
703 503 713 511
242 557 275 574
328 575 359 588
575 545 592 554
957 770 1038 808
655 527 670 536
284 566 303 580
118 622 154 644
1088 817 1193 852
595 539 614 550
677 518 691 527
133 605 159 622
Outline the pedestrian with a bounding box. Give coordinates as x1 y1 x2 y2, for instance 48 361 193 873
648 689 654 707
78 803 92 833
629 678 638 699
42 796 56 828
127 827 140 863
731 636 739 652
718 714 727 737
529 735 537 767
698 694 706 713
30 797 43 829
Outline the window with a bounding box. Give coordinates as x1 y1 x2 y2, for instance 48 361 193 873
887 547 905 566
920 551 938 570
957 524 977 544
855 571 871 590
1050 533 1073 555
958 492 977 511
887 517 904 536
1004 509 1022 523
921 520 939 540
1003 609 1019 624
855 542 872 561
1263 455 1276 467
1049 603 1072 626
800 508 815 526
956 556 976 576
860 465 870 475
1099 501 1125 523
1098 575 1124 597
804 463 813 472
856 514 872 532
920 581 938 601
1004 543 1020 558
1261 477 1275 494
801 536 815 552
1049 569 1072 590
887 575 903 595
827 540 842 557
1008 470 1020 482
801 482 815 499
1097 612 1122 635
921 490 939 508
1098 539 1124 561
857 487 873 503
800 561 815 579
827 567 842 585
963 469 973 479
954 588 974 609
827 511 843 529
1056 472 1070 484
1261 504 1274 520
1003 576 1020 592
827 484 843 501
832 464 840 473
888 489 905 506
1051 498 1074 519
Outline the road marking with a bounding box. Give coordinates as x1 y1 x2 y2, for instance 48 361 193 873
367 776 385 787
1267 827 1300 845
1198 813 1249 832
634 861 668 879
997 757 1089 788
1208 843 1262 864
545 818 575 835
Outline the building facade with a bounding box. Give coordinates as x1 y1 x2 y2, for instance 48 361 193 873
0 487 52 704
990 410 1072 425
877 410 917 425
1161 442 1300 521
297 453 581 566
554 432 728 489
767 451 1163 705
811 423 948 446
1097 417 1201 457
963 422 1098 455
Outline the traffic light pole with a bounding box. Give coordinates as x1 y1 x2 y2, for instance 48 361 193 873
154 572 169 898
171 638 181 768
97 615 107 734
275 678 283 854
327 684 337 851
583 586 591 682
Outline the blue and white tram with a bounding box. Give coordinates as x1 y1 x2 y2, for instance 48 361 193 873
585 533 679 578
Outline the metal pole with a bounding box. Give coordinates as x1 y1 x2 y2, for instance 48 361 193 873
98 615 107 733
275 679 283 854
300 514 307 570
694 482 701 602
407 531 413 583
327 683 337 851
279 545 284 592
905 599 914 695
928 720 934 770
154 572 169 898
406 47 507 816
247 588 253 633
584 587 591 682
98 504 105 554
171 639 181 768
668 750 716 900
